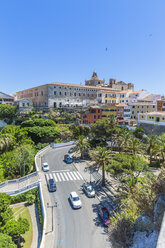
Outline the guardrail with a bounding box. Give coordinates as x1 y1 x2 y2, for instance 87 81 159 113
4 181 40 196
0 171 38 188
157 212 165 248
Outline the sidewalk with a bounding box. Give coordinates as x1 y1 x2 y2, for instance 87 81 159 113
72 157 121 214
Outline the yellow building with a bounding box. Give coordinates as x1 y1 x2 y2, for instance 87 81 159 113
130 102 156 119
101 105 117 119
138 112 165 125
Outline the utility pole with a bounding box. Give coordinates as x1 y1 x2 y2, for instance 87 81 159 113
47 202 57 232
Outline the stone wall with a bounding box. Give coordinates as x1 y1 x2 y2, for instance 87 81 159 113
139 123 165 135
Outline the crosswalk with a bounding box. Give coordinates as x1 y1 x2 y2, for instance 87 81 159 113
45 170 83 183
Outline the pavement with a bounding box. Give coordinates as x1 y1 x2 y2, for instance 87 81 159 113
71 154 121 214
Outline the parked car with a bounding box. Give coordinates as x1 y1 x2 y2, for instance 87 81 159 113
64 154 73 164
68 147 74 153
47 178 56 192
98 207 110 226
82 183 95 198
42 162 49 172
69 192 82 209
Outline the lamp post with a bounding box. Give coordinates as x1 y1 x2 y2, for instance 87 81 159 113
47 201 57 232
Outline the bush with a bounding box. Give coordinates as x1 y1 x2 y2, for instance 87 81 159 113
26 193 35 205
21 119 56 127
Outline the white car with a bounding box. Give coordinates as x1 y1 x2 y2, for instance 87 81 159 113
69 192 82 209
42 162 49 172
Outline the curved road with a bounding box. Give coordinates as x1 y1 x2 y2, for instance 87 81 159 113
42 146 109 248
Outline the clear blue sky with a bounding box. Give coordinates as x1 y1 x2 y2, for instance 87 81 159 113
0 0 165 95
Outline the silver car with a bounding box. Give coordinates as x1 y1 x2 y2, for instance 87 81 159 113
82 183 95 198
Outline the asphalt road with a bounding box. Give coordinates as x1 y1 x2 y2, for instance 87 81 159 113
42 146 110 248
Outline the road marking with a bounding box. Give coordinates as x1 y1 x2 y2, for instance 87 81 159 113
73 171 80 180
49 173 53 179
56 173 62 182
70 172 76 180
52 170 69 173
59 173 65 181
63 172 69 181
53 173 58 182
46 171 83 182
45 174 49 181
66 172 73 180
76 171 83 180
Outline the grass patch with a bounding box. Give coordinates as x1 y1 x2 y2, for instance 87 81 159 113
12 205 33 248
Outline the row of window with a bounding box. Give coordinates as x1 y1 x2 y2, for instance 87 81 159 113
54 86 97 92
54 91 96 97
132 105 155 109
102 109 116 112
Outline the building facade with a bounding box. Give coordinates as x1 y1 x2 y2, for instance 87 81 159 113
157 97 165 111
130 102 156 120
101 104 117 119
85 71 105 86
108 78 134 91
16 82 118 109
82 106 102 124
0 92 14 105
15 98 33 111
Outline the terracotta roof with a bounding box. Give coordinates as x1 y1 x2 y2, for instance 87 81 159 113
16 82 121 93
138 94 161 101
116 103 128 107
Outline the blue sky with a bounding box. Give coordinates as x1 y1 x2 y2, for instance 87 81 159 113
0 0 165 95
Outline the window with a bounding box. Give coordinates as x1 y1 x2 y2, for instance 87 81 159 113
59 92 62 96
74 93 76 96
41 91 43 96
98 115 100 119
64 92 67 96
54 91 56 95
153 106 155 108
94 115 96 119
132 111 134 114
98 110 100 113
27 103 29 106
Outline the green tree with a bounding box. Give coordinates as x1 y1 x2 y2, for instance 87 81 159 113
21 118 56 127
147 134 159 166
106 153 148 178
91 118 118 142
134 126 145 139
0 134 16 153
90 147 111 186
76 135 90 159
127 136 144 154
2 217 29 244
0 233 17 248
0 105 17 122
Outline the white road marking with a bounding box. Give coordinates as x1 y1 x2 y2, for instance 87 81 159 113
73 171 80 180
53 173 58 182
59 173 65 181
70 172 76 180
56 173 62 182
67 172 73 180
76 171 83 180
63 172 69 181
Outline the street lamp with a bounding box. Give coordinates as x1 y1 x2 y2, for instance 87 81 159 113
47 201 57 232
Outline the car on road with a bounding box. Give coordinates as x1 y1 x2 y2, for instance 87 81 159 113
82 183 95 198
98 207 110 227
47 178 56 192
69 192 82 209
64 154 73 164
42 162 49 172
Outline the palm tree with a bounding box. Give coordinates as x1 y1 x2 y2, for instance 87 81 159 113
147 134 159 166
76 135 90 159
158 135 165 163
90 146 111 186
127 136 144 155
0 134 15 153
